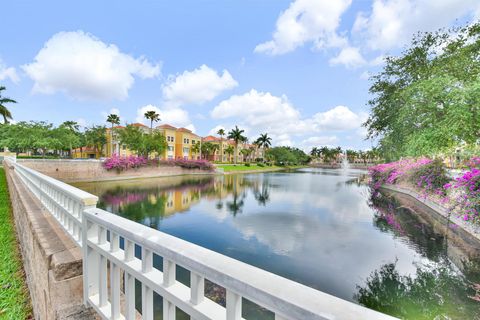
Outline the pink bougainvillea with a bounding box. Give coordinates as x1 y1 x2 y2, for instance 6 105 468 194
103 155 214 172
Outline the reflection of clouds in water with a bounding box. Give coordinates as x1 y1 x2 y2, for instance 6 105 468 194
231 212 317 255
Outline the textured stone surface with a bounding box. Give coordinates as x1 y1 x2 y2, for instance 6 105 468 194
19 159 214 183
5 164 96 319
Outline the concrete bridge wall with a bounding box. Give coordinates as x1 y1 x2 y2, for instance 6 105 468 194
4 163 96 319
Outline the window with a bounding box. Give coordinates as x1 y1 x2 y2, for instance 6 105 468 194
183 138 186 143
192 140 195 144
168 146 174 151
187 139 190 144
183 147 190 153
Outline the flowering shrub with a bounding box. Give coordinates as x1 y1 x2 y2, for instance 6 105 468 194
103 155 214 172
369 156 480 227
368 158 433 193
103 154 148 171
157 159 214 171
444 167 480 224
408 158 449 194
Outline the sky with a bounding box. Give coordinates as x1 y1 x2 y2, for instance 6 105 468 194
1 0 479 151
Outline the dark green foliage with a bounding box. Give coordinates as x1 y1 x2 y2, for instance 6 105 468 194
364 22 480 160
266 146 310 165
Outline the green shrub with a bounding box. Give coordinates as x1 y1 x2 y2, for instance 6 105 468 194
409 158 449 193
244 163 250 167
257 163 265 167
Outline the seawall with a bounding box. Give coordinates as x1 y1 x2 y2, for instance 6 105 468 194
18 159 215 183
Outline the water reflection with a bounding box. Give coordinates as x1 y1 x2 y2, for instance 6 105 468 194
73 168 480 319
364 190 480 319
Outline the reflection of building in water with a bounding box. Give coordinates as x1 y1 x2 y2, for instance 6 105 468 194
80 173 267 220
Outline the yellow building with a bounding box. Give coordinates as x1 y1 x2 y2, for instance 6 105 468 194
201 136 265 163
71 146 102 159
175 127 201 160
74 122 202 160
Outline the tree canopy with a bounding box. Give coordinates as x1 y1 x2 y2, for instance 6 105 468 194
116 124 167 157
364 22 480 160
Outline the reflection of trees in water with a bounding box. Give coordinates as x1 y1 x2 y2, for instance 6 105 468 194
253 177 270 206
98 176 215 229
365 191 480 319
355 261 480 320
369 192 448 262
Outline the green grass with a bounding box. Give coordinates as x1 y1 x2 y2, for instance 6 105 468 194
217 164 281 172
216 163 309 172
0 168 32 319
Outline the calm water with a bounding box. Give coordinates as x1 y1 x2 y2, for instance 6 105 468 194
74 168 480 319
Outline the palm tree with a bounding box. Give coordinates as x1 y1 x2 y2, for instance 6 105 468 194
256 133 272 149
217 128 225 162
144 110 160 132
0 86 17 124
227 126 246 164
106 114 120 156
225 145 235 163
310 147 319 157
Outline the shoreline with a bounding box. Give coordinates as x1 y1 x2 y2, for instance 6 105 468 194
380 184 480 243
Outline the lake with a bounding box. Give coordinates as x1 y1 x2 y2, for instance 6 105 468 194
74 168 480 319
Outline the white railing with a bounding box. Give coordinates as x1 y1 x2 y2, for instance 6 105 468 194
6 159 397 320
11 161 98 246
1 153 17 163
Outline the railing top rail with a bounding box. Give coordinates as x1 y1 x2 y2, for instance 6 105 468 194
85 207 396 320
13 161 98 206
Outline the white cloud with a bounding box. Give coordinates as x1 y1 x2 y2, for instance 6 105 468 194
162 64 237 107
211 89 309 141
211 89 365 146
136 104 194 130
360 71 370 80
329 46 366 68
255 0 352 55
313 105 367 131
22 30 160 101
302 136 338 146
0 59 19 84
353 0 480 51
208 125 226 136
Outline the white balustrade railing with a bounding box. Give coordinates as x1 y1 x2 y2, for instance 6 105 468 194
6 159 397 320
10 160 98 246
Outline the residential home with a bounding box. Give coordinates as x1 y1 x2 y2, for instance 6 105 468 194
175 127 201 160
156 124 177 160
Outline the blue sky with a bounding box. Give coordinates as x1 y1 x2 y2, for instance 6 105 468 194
1 0 479 151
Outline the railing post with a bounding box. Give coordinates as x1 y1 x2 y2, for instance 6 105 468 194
190 272 204 305
124 239 136 320
226 290 242 320
163 258 176 320
110 232 121 319
142 247 153 320
98 226 108 308
82 213 99 305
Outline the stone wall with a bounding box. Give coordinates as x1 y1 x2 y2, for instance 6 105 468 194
4 163 96 319
18 159 215 183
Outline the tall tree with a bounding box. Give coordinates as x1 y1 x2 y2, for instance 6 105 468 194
255 133 272 149
0 86 16 124
117 124 166 158
225 145 234 163
227 126 246 164
217 128 225 162
364 22 480 160
85 125 107 157
106 114 120 155
144 110 160 132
